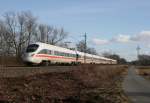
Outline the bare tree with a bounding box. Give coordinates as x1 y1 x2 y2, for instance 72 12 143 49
86 48 97 55
76 40 97 55
38 24 68 45
38 24 47 43
0 11 68 59
49 27 68 45
2 12 17 55
0 21 6 55
57 42 69 48
0 11 37 58
102 52 127 64
76 40 85 52
24 11 37 45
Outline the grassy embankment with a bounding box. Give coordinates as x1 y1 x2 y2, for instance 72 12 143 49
0 65 128 103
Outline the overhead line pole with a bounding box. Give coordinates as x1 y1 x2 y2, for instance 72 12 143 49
136 45 141 59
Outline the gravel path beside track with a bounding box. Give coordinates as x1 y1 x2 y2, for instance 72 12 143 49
123 66 150 103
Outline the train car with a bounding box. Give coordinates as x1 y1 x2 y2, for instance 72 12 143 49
23 42 117 65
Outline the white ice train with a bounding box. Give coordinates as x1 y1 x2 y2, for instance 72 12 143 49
23 42 117 65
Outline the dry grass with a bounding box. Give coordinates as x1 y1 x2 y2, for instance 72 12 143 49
0 56 24 67
137 66 150 70
137 69 150 75
0 65 128 103
136 66 150 74
136 66 150 80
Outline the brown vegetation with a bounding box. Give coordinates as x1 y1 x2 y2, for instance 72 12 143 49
0 65 128 103
0 56 24 66
136 66 150 80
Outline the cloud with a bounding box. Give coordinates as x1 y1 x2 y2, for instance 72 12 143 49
147 44 150 48
131 31 150 42
92 30 150 45
92 34 131 45
111 34 131 43
92 38 109 45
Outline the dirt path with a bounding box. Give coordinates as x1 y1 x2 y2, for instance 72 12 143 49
123 66 150 103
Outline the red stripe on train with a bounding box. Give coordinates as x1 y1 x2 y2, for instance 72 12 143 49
35 54 82 60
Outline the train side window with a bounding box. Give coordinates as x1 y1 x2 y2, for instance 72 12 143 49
63 53 66 56
78 55 81 58
48 50 52 55
61 52 65 56
54 51 58 55
68 54 70 57
67 53 69 57
38 49 48 54
54 51 63 56
69 54 72 57
58 52 61 56
54 51 56 55
70 54 72 57
66 53 68 57
58 51 60 55
59 52 62 56
60 52 63 56
72 54 74 57
71 54 74 57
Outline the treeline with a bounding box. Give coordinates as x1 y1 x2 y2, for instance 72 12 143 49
103 53 127 64
131 55 150 66
0 11 99 59
103 53 150 66
0 11 68 58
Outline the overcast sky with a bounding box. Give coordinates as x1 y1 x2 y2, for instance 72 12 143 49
0 0 150 61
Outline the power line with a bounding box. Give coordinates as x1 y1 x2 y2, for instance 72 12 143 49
66 33 87 63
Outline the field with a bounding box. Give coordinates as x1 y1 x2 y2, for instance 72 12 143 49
0 65 129 103
136 66 150 80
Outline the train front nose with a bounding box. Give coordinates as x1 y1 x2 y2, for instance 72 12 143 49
23 43 40 64
23 53 30 62
23 53 34 63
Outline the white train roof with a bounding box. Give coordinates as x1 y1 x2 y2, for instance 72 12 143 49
36 42 76 54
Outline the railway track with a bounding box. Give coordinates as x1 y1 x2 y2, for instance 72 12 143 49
0 64 118 78
0 66 76 78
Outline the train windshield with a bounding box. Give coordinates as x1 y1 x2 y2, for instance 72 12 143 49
26 44 39 53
